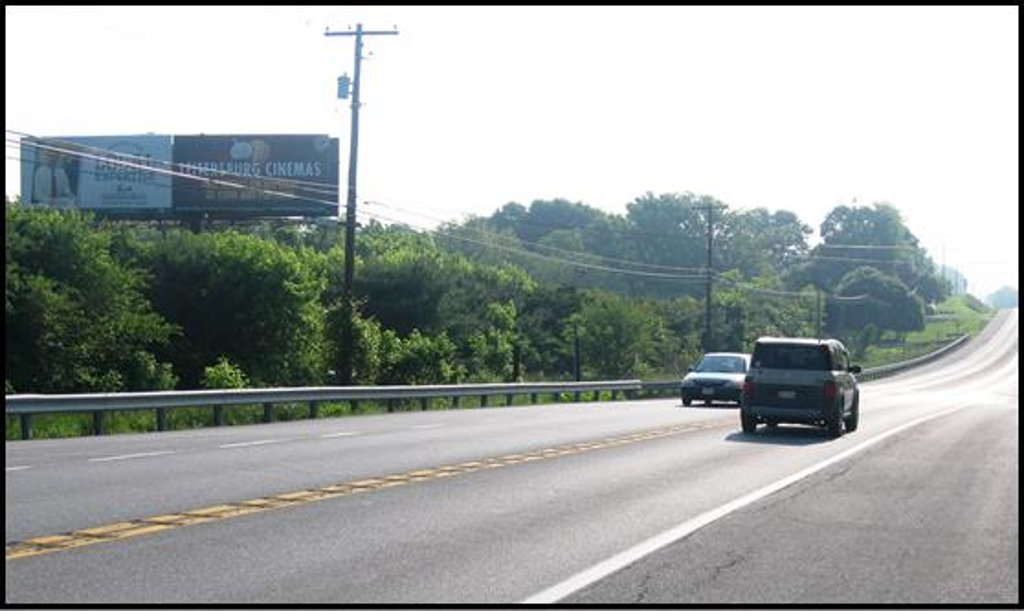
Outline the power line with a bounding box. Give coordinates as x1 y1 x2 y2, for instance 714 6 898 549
356 208 711 282
817 243 916 251
360 187 733 241
364 199 711 273
713 274 870 302
793 252 921 266
12 142 709 283
10 143 945 287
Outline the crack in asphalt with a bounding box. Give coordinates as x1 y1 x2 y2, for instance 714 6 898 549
747 458 858 516
627 547 746 602
692 549 746 596
631 565 658 603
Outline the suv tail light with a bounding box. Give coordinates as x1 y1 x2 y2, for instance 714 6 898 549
743 380 755 399
823 380 838 401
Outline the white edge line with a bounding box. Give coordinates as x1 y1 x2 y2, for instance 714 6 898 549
5 465 32 472
321 431 360 438
219 439 288 449
88 450 177 463
521 403 970 604
410 424 446 430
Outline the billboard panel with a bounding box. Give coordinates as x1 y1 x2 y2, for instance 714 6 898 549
20 136 173 212
172 134 339 217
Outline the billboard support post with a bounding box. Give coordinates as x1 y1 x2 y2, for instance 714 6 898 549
325 23 398 385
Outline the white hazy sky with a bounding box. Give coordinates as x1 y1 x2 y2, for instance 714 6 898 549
6 5 1019 298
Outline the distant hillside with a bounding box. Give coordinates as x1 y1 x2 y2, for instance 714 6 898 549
986 286 1019 309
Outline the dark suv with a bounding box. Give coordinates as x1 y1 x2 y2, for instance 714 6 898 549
741 337 861 438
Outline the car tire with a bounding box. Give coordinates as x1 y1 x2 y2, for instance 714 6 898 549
826 402 844 438
741 410 757 434
844 392 860 432
682 396 692 407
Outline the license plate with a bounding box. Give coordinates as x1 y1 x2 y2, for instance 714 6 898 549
778 390 796 399
702 388 715 396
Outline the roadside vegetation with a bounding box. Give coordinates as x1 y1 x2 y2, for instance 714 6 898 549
6 194 993 439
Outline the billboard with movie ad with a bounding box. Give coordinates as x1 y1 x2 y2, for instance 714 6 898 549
172 134 339 217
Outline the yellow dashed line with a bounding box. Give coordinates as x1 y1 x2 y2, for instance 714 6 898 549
144 514 192 525
7 420 728 561
74 521 142 538
103 523 175 539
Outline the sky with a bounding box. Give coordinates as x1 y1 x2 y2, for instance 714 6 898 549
5 6 1019 298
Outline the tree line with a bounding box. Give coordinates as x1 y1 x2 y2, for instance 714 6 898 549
5 192 954 395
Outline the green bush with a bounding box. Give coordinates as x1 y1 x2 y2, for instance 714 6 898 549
201 356 249 389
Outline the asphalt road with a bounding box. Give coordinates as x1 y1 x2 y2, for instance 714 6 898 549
5 310 1017 604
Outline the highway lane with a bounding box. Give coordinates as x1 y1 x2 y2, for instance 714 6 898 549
5 310 1017 603
5 399 740 542
564 390 1018 603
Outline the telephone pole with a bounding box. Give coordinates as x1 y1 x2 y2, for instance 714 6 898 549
816 287 822 338
703 200 714 353
325 23 398 384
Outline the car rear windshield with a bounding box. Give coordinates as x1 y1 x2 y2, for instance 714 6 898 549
752 344 831 370
695 355 747 373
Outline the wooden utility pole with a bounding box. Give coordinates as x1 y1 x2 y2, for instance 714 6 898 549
704 201 714 352
325 23 398 384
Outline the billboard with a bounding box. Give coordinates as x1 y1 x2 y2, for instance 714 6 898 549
173 134 339 217
20 135 173 213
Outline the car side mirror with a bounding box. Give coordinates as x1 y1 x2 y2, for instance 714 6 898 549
687 366 694 372
849 365 862 374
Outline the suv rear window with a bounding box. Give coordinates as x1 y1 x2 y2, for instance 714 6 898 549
752 344 831 370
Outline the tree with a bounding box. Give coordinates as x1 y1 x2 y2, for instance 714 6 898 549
140 230 327 388
826 266 925 335
6 205 177 393
794 203 948 305
466 301 518 382
519 285 584 380
716 208 811 277
576 291 664 378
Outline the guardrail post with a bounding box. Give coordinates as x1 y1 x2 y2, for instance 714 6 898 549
480 395 488 408
93 411 105 436
611 389 618 401
156 408 168 432
452 396 460 409
20 414 32 440
309 401 319 419
214 405 225 427
529 392 538 404
505 393 514 406
350 399 359 413
420 398 429 411
263 403 273 423
387 399 397 413
574 391 581 403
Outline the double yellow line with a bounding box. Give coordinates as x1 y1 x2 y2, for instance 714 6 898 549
6 420 726 561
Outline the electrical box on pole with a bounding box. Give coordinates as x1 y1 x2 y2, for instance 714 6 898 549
337 74 351 100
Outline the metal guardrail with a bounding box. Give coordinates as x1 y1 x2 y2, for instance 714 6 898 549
639 333 972 395
5 380 642 440
2 334 973 441
639 380 684 394
854 333 970 382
